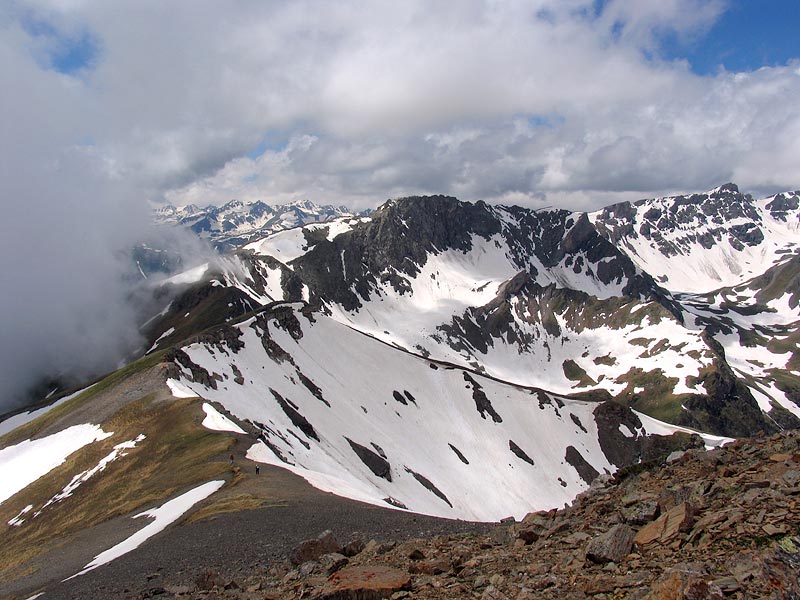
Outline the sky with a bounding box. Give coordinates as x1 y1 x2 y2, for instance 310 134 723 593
2 0 799 212
0 0 799 409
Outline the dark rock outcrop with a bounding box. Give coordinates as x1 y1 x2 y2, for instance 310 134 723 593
565 445 600 484
346 438 392 481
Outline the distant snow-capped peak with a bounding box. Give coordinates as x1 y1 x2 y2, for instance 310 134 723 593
154 199 358 251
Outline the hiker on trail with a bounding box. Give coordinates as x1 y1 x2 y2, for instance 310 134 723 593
255 464 260 475
229 453 234 464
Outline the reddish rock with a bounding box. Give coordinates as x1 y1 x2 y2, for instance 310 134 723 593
635 502 694 547
636 515 666 546
645 569 724 599
516 512 552 544
317 566 411 600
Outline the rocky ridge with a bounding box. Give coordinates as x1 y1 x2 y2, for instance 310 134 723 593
163 191 800 438
161 430 800 600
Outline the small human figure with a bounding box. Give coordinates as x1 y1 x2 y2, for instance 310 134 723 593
255 465 260 475
229 453 234 464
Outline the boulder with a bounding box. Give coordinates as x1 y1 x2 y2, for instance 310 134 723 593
317 566 411 600
319 553 349 575
516 511 553 544
290 530 342 565
635 503 694 547
342 536 366 557
585 524 635 564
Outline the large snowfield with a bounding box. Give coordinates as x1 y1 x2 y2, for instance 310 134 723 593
173 304 668 521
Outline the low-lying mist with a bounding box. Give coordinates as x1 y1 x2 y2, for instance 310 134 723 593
0 157 220 415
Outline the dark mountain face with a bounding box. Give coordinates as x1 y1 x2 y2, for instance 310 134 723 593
285 196 677 315
491 207 683 318
766 191 800 221
290 196 501 310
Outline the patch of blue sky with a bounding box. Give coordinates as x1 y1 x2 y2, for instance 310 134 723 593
50 32 98 74
657 0 800 75
20 14 99 75
587 0 798 75
247 136 289 160
527 114 564 129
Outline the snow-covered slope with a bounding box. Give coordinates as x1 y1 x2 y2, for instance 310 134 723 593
168 302 706 520
677 254 800 428
591 184 800 294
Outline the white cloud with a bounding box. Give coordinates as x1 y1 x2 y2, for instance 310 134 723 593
6 0 798 212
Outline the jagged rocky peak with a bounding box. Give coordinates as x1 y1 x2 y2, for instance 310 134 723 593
371 195 500 250
221 198 244 210
593 182 760 244
765 189 800 222
285 196 502 311
586 182 800 293
662 182 759 223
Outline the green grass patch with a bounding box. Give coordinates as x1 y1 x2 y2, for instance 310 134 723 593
562 359 597 387
0 394 233 583
614 367 684 423
0 350 169 448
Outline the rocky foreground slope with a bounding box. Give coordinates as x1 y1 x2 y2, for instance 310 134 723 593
171 431 800 600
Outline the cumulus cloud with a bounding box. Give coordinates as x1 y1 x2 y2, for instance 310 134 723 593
1 0 799 408
7 0 799 210
35 0 782 208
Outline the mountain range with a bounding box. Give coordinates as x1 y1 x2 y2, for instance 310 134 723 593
1 183 799 597
154 199 358 252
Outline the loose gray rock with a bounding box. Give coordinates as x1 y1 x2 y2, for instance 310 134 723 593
290 530 342 565
319 552 349 575
585 524 635 564
623 499 660 525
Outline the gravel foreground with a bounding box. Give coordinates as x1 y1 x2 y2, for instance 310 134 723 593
7 432 800 599
5 465 493 600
